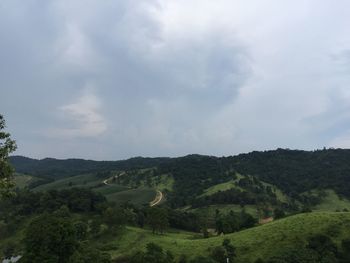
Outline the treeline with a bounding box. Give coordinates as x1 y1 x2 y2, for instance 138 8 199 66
9 155 171 179
1 188 106 216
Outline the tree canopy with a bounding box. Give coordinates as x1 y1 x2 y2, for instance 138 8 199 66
0 114 17 198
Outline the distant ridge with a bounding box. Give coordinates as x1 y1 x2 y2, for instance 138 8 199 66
10 148 350 200
9 155 171 178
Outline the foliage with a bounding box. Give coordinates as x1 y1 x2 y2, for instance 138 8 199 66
146 207 169 234
68 244 111 263
215 210 256 234
130 243 174 263
307 234 338 262
0 188 106 216
0 114 17 198
210 239 236 263
167 208 201 232
21 213 78 263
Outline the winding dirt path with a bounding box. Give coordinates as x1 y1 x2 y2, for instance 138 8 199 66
102 172 125 185
150 190 163 207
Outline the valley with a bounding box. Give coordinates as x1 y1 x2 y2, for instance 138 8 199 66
4 149 350 262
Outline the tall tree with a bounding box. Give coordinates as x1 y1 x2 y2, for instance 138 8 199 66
146 207 169 234
0 114 17 198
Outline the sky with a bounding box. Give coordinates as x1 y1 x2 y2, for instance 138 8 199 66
1 0 350 160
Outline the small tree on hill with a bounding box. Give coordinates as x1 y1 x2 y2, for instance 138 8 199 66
0 114 17 198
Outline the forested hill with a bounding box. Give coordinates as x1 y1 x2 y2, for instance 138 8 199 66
10 148 350 202
9 155 171 178
229 148 350 197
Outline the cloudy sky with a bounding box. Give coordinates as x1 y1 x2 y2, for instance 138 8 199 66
1 0 350 160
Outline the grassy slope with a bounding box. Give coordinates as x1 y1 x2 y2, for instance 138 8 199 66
200 174 244 197
95 184 130 195
14 173 35 188
33 173 101 191
195 174 288 219
108 212 350 262
260 181 289 203
30 172 156 206
155 174 174 191
313 189 350 212
105 188 156 206
200 174 288 203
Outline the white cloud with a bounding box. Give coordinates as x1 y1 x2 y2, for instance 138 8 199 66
51 88 107 138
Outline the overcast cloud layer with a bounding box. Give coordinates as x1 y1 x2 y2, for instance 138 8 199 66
1 0 350 160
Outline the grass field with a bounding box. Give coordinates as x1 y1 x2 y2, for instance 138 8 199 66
14 173 35 188
199 174 288 204
200 174 244 197
28 171 160 207
312 189 350 212
154 174 174 191
105 188 156 206
107 212 350 262
259 181 289 203
95 184 130 195
33 173 102 191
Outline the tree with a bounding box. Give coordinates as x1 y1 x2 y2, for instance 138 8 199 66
131 243 174 263
68 244 111 263
273 208 285 219
146 207 169 234
211 239 236 263
103 207 127 231
74 221 88 241
307 234 338 262
0 114 17 198
21 213 78 263
339 238 350 262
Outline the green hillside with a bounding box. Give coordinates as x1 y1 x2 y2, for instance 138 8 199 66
311 189 350 212
108 212 350 262
33 173 102 191
14 173 36 189
31 173 156 207
104 188 156 206
200 174 245 197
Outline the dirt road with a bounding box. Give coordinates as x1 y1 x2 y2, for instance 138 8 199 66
150 190 163 207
